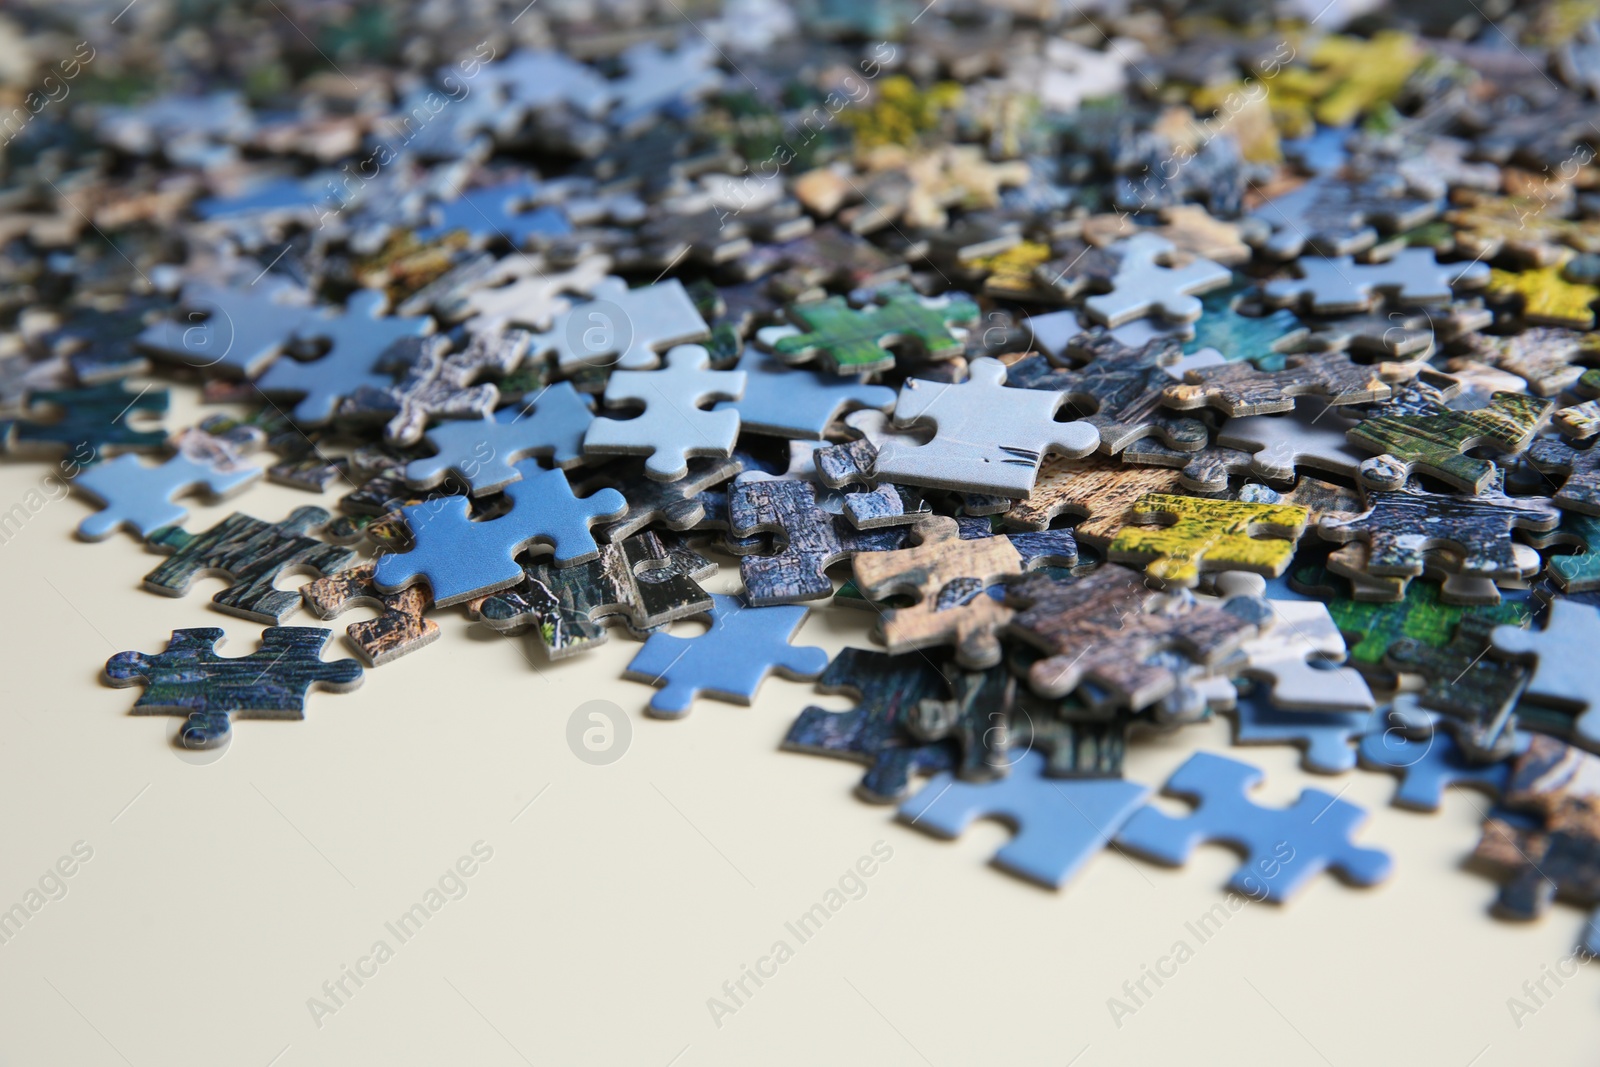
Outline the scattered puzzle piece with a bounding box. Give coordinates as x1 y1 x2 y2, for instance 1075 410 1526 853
583 344 745 481
406 382 596 496
1359 701 1522 811
1348 389 1553 494
730 478 908 604
303 562 440 666
712 347 895 439
1493 599 1600 748
1107 494 1308 588
73 449 261 541
1487 258 1600 329
1263 248 1489 315
766 287 978 376
1320 483 1560 579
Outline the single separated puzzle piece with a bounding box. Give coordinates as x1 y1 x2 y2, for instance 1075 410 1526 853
583 344 745 481
105 627 362 748
897 749 1150 888
625 594 828 717
143 506 355 623
1115 751 1393 902
374 464 626 606
873 357 1099 497
74 451 261 540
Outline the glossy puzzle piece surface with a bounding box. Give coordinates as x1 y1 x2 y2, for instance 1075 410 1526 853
73 450 261 540
406 381 595 496
766 288 979 376
1320 483 1560 579
730 477 909 604
1348 390 1552 494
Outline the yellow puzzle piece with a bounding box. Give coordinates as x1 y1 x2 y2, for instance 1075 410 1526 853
1108 494 1309 587
1487 256 1600 329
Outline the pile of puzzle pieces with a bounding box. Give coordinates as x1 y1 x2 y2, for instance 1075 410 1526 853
12 0 1600 953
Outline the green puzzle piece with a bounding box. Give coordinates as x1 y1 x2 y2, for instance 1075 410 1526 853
1348 391 1554 494
771 287 979 375
1305 568 1529 665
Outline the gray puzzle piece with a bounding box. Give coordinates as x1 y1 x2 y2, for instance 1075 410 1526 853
337 331 528 447
1082 233 1231 327
1265 249 1491 315
1215 398 1367 482
528 277 710 373
1493 599 1600 746
712 347 895 439
136 278 314 378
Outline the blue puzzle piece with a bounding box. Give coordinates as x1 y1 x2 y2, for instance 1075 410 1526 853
713 347 896 440
405 383 596 495
625 594 828 717
414 178 572 247
1229 687 1367 774
897 749 1150 888
257 290 434 425
1115 751 1392 902
1358 702 1524 812
74 452 261 540
373 464 625 607
136 278 314 378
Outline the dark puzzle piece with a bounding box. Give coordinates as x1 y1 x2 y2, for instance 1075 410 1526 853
730 478 909 605
302 562 440 667
5 382 168 456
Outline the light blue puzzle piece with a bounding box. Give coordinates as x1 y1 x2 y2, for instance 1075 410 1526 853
414 178 572 246
1492 600 1600 749
1116 751 1392 902
373 464 624 606
897 749 1150 889
406 383 595 495
74 452 262 540
583 344 745 481
1358 703 1523 812
196 177 323 221
1229 688 1367 774
625 594 828 717
258 290 434 425
713 348 895 440
136 278 314 378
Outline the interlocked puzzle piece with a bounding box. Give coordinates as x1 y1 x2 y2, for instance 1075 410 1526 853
374 464 626 606
730 478 907 604
1215 399 1366 483
406 382 596 496
1474 735 1600 948
1107 494 1309 588
765 288 979 376
144 505 355 623
625 594 828 717
1080 233 1230 327
475 531 715 659
1493 599 1600 748
1248 175 1441 259
74 449 261 540
1359 701 1522 811
1321 483 1560 579
1162 348 1416 417
257 290 435 425
302 562 439 667
105 627 363 748
1226 686 1367 774
135 277 314 377
1348 390 1553 494
528 277 710 373
897 749 1150 889
999 454 1184 545
874 357 1100 497
1263 248 1489 315
1115 751 1393 902
1527 437 1600 516
712 347 895 439
783 647 961 802
1004 565 1258 706
583 344 745 481
1003 333 1208 455
852 516 1077 669
1487 259 1600 329
6 382 169 456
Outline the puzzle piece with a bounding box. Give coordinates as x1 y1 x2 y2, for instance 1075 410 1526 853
1215 399 1366 482
1221 596 1375 711
1348 390 1553 494
144 506 355 623
1248 174 1440 259
1493 599 1600 747
730 478 908 604
1263 249 1490 315
1448 194 1600 266
999 455 1185 546
302 562 439 667
1004 566 1258 706
590 456 744 542
765 288 978 376
135 278 313 378
1528 437 1600 516
1359 701 1522 811
1115 751 1393 902
1162 348 1416 417
583 344 745 481
625 594 828 717
413 178 572 248
1182 285 1308 371
852 516 1076 669
711 347 894 440
1458 329 1600 397
1108 494 1308 588
1003 333 1208 455
374 464 626 606
872 357 1100 497
73 449 261 540
336 331 526 447
1320 483 1560 579
528 277 709 373
897 749 1150 889
1226 686 1368 774
475 531 715 659
1080 234 1230 327
104 627 362 748
1487 259 1600 329
1527 511 1600 591
257 290 435 425
405 382 596 496
607 38 726 130
7 382 168 456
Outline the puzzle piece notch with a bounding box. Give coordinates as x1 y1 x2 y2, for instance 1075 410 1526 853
1358 701 1523 812
1348 390 1553 494
1226 687 1368 774
529 277 710 373
730 478 909 605
105 627 362 748
1162 347 1419 418
1320 483 1561 580
1264 248 1490 316
1115 751 1393 902
625 594 828 717
135 277 314 378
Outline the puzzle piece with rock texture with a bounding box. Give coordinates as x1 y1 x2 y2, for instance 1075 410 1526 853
1162 348 1416 417
1348 389 1552 494
302 562 439 666
1116 751 1393 902
730 478 908 604
1320 483 1560 580
1527 437 1600 516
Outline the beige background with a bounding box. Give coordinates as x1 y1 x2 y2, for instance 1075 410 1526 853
0 379 1595 1066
